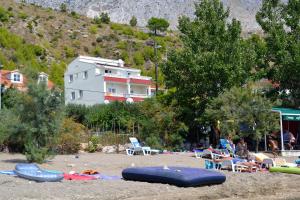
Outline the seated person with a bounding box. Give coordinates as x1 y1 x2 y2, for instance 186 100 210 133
236 138 250 159
226 135 235 153
283 130 296 150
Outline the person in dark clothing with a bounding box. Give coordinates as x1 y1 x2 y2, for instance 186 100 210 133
236 138 250 159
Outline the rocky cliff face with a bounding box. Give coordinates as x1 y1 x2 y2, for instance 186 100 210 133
16 0 264 32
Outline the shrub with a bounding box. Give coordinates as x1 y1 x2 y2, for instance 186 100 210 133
64 47 75 58
0 7 9 22
120 50 129 61
122 27 134 36
108 33 119 42
60 3 67 12
96 37 103 43
129 16 137 27
100 12 110 24
93 47 102 57
70 11 79 19
133 52 145 65
93 16 102 25
134 31 149 40
57 118 87 154
86 135 100 153
18 12 28 20
142 46 155 61
110 23 124 31
116 41 128 49
89 25 98 34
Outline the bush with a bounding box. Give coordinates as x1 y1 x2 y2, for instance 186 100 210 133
0 7 9 22
57 118 87 154
110 23 123 31
133 52 145 65
116 41 128 49
134 31 149 40
142 46 155 61
100 12 110 24
64 47 75 58
96 37 103 43
18 12 28 20
86 135 100 153
60 3 67 12
129 16 137 27
89 25 98 34
25 144 50 163
122 27 134 36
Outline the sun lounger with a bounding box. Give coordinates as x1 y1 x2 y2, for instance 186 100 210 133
261 158 297 168
126 137 159 156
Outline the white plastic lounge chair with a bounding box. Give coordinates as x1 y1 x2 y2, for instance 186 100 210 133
126 137 159 156
261 158 297 168
221 160 236 172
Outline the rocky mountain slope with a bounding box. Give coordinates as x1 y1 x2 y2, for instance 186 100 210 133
17 0 265 33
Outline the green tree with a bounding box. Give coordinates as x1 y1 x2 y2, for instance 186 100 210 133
60 3 67 12
0 109 19 146
14 82 64 163
162 0 256 128
256 0 300 107
204 85 279 152
100 12 110 24
129 16 137 27
147 17 169 35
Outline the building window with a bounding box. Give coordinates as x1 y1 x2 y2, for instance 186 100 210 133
105 69 112 74
71 92 75 100
79 90 83 99
38 75 48 83
13 73 21 82
127 72 131 76
83 71 88 79
69 74 73 83
108 88 116 93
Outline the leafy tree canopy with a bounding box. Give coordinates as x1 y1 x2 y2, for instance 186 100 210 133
162 0 256 125
204 85 279 152
256 0 300 107
147 17 170 35
129 16 137 27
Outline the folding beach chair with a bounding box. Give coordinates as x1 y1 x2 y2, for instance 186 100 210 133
126 137 159 156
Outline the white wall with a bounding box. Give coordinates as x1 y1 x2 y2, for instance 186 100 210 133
64 58 105 105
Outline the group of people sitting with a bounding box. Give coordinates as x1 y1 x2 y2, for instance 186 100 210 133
204 137 261 172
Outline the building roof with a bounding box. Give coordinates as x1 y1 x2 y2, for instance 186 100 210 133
77 55 140 72
0 69 54 90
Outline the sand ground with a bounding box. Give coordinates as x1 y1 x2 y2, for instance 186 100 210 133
0 152 299 200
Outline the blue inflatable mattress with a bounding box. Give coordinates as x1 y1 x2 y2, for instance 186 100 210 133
14 163 64 182
122 166 226 187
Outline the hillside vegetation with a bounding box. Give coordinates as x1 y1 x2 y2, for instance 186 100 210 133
0 0 179 86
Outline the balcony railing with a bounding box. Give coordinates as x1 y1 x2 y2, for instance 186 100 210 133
104 73 151 80
106 92 151 98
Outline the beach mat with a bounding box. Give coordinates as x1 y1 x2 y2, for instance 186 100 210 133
0 170 16 176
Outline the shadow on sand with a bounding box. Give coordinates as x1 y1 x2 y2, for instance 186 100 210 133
1 159 28 164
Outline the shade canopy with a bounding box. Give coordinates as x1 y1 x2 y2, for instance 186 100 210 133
272 107 300 121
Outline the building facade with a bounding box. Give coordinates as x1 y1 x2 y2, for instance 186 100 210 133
64 56 152 105
0 69 53 91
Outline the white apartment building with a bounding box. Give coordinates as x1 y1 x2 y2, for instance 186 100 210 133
64 56 153 105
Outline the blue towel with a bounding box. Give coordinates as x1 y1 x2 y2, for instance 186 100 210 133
0 170 16 176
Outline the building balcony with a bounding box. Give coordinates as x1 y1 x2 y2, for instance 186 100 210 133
103 74 152 85
103 74 127 83
104 92 151 102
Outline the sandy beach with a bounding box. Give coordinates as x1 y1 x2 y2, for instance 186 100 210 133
0 152 299 200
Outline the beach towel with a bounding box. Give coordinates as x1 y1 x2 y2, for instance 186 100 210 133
0 170 16 176
64 173 97 180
